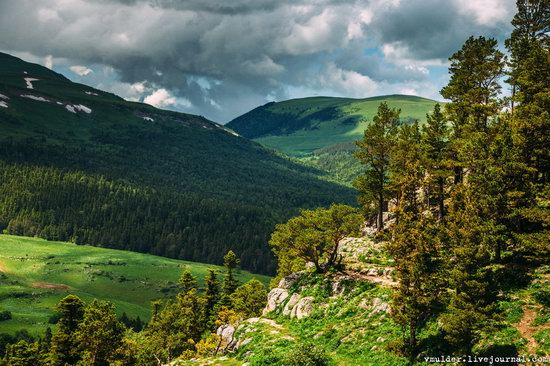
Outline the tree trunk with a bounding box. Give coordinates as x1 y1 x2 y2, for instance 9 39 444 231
438 176 445 221
378 193 384 231
409 322 417 350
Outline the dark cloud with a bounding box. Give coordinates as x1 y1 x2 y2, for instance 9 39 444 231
0 0 516 122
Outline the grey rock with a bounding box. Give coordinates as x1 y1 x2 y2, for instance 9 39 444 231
283 293 301 316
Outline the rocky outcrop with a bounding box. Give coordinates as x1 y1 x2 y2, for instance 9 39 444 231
262 288 289 315
290 296 315 319
277 271 303 289
216 324 236 350
283 293 301 316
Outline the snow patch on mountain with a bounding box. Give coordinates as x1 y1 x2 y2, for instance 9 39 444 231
142 116 154 122
21 94 49 102
85 91 99 96
24 78 39 89
0 93 9 100
66 104 92 114
0 101 8 108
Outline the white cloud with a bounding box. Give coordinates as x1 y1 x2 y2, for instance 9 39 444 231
318 62 378 98
70 65 93 76
456 0 513 25
243 55 284 76
44 55 53 69
144 88 192 109
144 88 176 108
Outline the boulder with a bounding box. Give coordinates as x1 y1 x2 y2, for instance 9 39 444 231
283 293 301 316
290 296 315 319
216 324 236 350
277 272 303 289
370 297 390 316
262 288 289 315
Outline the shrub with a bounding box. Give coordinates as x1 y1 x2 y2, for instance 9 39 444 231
534 289 550 307
0 311 12 321
285 343 331 366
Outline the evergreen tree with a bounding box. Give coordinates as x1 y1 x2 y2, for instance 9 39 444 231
222 250 240 296
75 299 126 366
2 340 41 366
440 185 499 353
230 279 268 318
270 204 363 278
441 36 505 183
354 102 401 230
422 104 450 220
204 269 221 320
389 213 444 352
178 269 198 294
145 289 205 365
49 295 85 366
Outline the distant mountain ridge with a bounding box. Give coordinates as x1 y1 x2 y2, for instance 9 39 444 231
227 94 439 156
0 52 356 275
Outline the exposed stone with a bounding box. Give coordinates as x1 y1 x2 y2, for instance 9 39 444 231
236 337 253 349
283 293 301 316
370 297 390 316
358 299 369 310
277 272 303 289
331 279 346 296
262 288 289 315
216 324 235 349
290 296 315 319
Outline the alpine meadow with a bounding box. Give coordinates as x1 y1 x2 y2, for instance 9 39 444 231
0 1 548 366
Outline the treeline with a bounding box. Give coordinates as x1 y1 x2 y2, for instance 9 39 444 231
0 88 355 274
0 251 270 366
0 162 277 274
353 0 549 356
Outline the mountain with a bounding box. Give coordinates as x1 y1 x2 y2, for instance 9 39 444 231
227 95 440 185
0 52 355 275
227 95 439 156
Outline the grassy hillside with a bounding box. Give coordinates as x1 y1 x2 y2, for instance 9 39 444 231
0 235 270 335
0 52 356 275
227 95 439 156
176 237 550 365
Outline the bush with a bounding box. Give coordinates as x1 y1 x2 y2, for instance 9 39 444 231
285 343 331 366
0 311 12 321
534 289 550 307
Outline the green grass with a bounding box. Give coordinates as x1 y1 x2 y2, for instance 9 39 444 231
0 234 270 335
229 95 439 156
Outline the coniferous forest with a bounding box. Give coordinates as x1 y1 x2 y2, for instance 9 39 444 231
0 0 549 365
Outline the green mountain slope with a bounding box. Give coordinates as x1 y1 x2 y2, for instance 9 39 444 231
227 95 439 156
0 52 356 275
0 234 270 335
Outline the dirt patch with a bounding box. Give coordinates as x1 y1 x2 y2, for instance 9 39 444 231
516 305 550 354
0 261 6 273
31 282 70 290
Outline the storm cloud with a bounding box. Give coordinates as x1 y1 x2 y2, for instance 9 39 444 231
0 0 516 122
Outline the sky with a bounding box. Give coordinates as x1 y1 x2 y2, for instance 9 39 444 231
0 0 517 123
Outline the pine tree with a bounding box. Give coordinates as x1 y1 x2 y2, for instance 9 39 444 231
441 36 505 184
269 204 363 277
230 279 268 318
222 250 240 297
422 104 450 221
75 300 126 366
49 295 85 366
354 102 401 230
387 121 444 352
178 269 198 294
505 0 550 259
204 269 221 320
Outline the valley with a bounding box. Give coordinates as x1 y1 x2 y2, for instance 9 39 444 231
0 234 270 335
